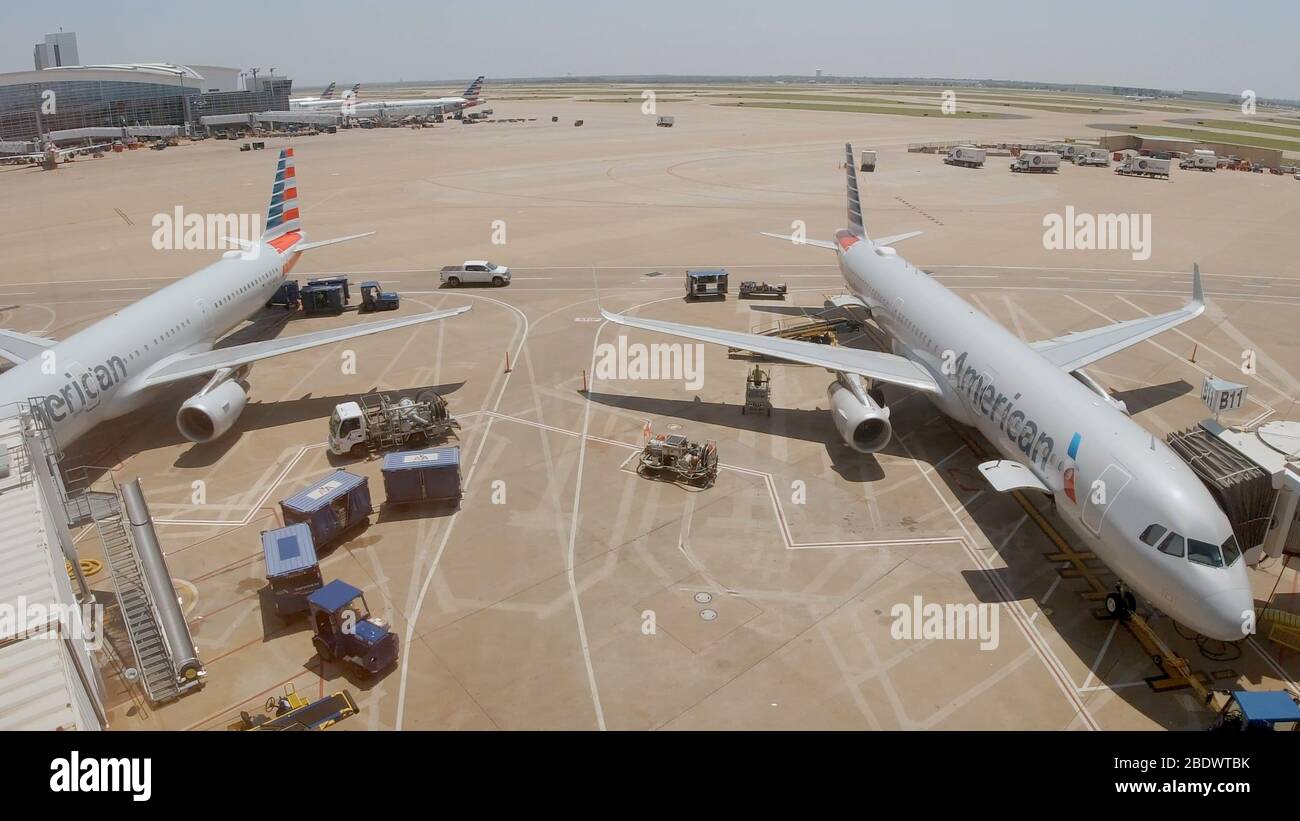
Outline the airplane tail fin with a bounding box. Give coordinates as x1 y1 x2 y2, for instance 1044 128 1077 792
350 82 361 97
262 148 302 246
320 81 336 99
463 76 485 100
844 143 866 238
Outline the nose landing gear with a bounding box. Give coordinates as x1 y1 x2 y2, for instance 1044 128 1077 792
1105 585 1138 619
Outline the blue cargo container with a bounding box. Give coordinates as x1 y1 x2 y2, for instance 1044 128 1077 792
280 470 372 546
260 523 323 616
306 276 351 303
382 447 462 504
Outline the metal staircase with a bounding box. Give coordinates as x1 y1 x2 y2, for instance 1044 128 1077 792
92 496 179 704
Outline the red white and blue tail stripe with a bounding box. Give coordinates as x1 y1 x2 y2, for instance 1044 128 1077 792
464 76 484 101
263 148 302 249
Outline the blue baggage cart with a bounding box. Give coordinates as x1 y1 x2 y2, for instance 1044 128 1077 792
260 523 323 616
280 470 372 546
382 447 462 504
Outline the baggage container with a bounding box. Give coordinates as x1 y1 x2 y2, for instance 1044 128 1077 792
382 447 462 504
280 470 372 546
261 523 323 616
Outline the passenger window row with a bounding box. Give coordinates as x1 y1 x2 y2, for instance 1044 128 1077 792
1138 524 1242 568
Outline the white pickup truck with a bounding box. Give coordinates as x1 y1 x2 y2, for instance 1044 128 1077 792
440 260 511 287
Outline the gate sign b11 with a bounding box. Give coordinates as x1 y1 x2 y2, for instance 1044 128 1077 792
1202 377 1247 415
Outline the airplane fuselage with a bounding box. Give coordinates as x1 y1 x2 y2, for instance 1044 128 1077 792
834 230 1252 639
0 245 295 447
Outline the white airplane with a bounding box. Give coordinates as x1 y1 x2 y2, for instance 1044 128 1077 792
301 77 484 118
289 81 337 105
2 137 110 168
291 82 361 110
602 143 1253 642
0 147 470 447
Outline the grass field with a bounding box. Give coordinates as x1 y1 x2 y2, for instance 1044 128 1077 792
1092 123 1300 154
715 101 1018 119
1172 118 1300 140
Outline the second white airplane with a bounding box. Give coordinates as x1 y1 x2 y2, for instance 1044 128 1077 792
603 143 1253 642
0 147 469 448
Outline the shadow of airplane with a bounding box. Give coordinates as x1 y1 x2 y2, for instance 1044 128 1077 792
582 388 896 482
1111 379 1194 416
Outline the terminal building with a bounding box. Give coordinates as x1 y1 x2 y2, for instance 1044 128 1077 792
0 62 294 142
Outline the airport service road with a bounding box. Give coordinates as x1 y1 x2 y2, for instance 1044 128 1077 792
2 97 1297 730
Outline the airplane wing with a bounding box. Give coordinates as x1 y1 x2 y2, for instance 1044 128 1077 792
0 329 58 365
1030 264 1205 372
141 306 470 387
599 309 940 393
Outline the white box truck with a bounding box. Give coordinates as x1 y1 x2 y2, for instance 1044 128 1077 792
1179 149 1216 171
1116 155 1171 178
1009 151 1060 173
943 145 985 168
1076 148 1111 167
860 150 877 172
1056 144 1084 162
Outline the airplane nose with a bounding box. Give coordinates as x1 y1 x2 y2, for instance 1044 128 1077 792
1196 588 1255 642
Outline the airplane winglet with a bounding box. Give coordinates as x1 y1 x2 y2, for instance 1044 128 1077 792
1191 262 1204 310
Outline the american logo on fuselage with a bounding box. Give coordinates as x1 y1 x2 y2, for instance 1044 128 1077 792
40 355 129 423
949 350 1055 470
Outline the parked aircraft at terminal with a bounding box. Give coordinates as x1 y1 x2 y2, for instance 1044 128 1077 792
0 147 469 448
602 144 1253 642
292 76 484 117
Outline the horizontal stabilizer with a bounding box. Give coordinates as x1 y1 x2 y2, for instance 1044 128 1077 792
758 232 837 250
295 231 375 252
873 230 924 246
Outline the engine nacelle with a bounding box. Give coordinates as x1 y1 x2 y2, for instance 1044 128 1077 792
827 379 892 453
177 380 248 443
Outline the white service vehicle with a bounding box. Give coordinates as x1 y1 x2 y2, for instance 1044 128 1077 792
1076 148 1111 167
1117 155 1172 178
328 391 457 455
1056 144 1085 162
1010 151 1060 173
943 145 986 168
860 149 878 172
440 260 511 287
1180 149 1217 171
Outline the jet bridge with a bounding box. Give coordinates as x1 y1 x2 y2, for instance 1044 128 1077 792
1167 419 1300 564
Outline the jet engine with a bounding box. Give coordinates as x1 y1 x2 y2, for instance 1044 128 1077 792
177 379 249 443
827 375 892 453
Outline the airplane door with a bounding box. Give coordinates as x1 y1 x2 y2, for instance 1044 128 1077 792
1080 463 1131 536
195 298 211 336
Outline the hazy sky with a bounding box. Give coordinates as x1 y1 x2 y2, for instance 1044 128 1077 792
4 0 1297 98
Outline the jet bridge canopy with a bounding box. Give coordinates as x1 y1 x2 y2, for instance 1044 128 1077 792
1166 424 1277 557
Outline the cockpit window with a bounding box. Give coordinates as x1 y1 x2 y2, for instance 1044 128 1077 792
1157 532 1185 558
1220 535 1242 567
1187 538 1224 568
1140 524 1167 547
